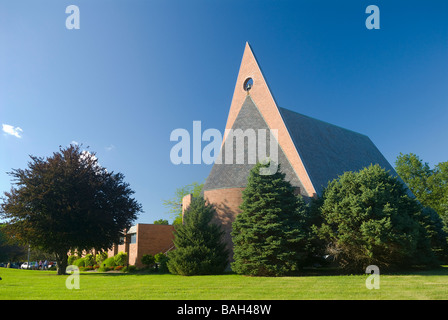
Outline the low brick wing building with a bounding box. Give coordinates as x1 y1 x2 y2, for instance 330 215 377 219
108 223 175 268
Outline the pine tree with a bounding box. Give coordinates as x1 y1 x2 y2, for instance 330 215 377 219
167 197 228 275
231 162 308 276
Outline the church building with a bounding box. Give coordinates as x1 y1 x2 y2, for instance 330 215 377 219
183 43 401 257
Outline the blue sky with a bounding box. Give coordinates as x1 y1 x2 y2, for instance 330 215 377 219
1 0 447 224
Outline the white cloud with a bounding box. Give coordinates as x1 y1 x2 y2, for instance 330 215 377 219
70 140 79 146
105 144 115 151
2 124 23 138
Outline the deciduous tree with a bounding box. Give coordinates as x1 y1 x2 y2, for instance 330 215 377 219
163 182 203 226
0 145 142 274
395 153 448 224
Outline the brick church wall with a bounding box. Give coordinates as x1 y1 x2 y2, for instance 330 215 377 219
203 188 244 262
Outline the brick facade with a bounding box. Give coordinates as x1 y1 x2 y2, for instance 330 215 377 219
182 193 193 218
108 224 175 268
204 188 244 261
223 42 317 198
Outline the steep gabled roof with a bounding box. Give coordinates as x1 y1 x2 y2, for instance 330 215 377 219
203 96 306 195
221 42 317 197
278 107 399 196
203 43 401 198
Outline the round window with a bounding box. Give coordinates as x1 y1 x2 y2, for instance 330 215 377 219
243 78 253 92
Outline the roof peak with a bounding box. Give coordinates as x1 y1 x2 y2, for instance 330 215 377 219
222 43 317 197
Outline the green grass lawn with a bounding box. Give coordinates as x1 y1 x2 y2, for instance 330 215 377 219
1 266 448 300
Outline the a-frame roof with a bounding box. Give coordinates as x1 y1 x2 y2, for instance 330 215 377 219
222 42 317 197
204 43 400 198
203 95 307 195
278 107 400 196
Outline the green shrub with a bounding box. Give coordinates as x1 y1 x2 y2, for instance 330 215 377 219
67 255 78 265
79 266 94 272
98 266 112 272
114 252 128 266
122 265 137 273
95 251 108 266
102 257 116 268
84 254 95 267
73 257 86 267
155 252 169 273
141 254 155 268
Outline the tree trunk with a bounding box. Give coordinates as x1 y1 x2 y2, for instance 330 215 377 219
55 251 68 275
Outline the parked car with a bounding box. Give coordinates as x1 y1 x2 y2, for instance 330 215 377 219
20 262 36 269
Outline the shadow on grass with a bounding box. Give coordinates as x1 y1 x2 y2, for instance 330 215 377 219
296 265 448 277
74 265 448 278
386 265 448 276
78 270 174 277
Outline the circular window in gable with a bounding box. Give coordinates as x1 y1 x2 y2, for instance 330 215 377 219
243 78 253 92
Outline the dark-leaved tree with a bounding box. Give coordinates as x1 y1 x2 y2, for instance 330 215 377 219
0 145 142 274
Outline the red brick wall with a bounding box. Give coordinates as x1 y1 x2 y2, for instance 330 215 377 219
182 193 193 219
204 188 244 261
105 224 175 268
107 246 117 258
130 224 175 268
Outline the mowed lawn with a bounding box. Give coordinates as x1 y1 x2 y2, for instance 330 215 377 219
1 267 448 300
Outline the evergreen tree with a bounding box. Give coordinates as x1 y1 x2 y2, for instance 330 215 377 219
231 162 308 276
314 164 444 271
167 197 228 275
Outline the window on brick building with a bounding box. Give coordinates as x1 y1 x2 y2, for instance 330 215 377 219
130 233 136 244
